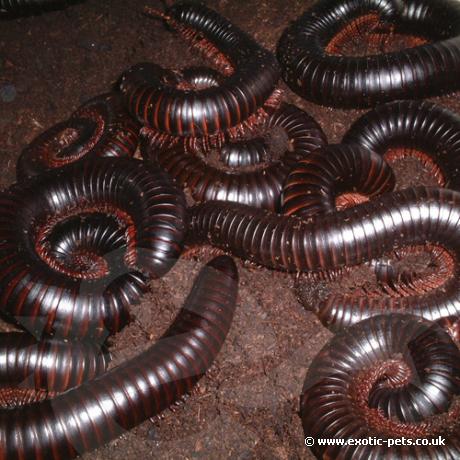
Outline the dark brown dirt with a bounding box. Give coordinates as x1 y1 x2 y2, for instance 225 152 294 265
2 1 460 459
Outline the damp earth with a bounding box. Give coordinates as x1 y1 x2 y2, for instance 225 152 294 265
2 1 460 458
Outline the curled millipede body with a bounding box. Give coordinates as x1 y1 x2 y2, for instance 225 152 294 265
301 314 460 459
118 2 280 146
190 187 460 328
281 143 395 218
343 100 460 189
0 157 187 339
17 93 139 180
143 104 326 211
0 333 109 407
277 0 460 107
0 255 238 460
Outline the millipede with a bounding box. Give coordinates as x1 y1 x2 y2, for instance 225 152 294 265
343 100 460 189
0 157 187 339
17 93 140 180
190 187 460 328
277 0 460 107
301 314 460 458
142 103 327 211
118 2 281 149
0 255 238 460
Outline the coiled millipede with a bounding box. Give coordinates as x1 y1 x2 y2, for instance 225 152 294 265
277 0 460 107
17 93 140 180
119 2 281 150
301 314 460 458
0 157 187 339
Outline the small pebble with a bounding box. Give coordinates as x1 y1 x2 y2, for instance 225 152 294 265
78 38 112 52
146 426 157 441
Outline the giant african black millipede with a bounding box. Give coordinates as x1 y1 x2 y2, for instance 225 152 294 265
277 0 460 107
118 2 280 148
0 157 187 339
143 103 327 211
190 187 460 328
0 255 238 460
301 314 460 459
17 93 140 180
0 333 109 407
343 100 460 189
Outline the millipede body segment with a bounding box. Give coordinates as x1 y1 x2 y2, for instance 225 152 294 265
118 2 280 144
17 93 140 180
219 137 269 168
0 157 187 339
277 0 460 107
0 255 238 460
301 314 460 458
0 333 109 407
144 104 326 210
281 143 395 218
